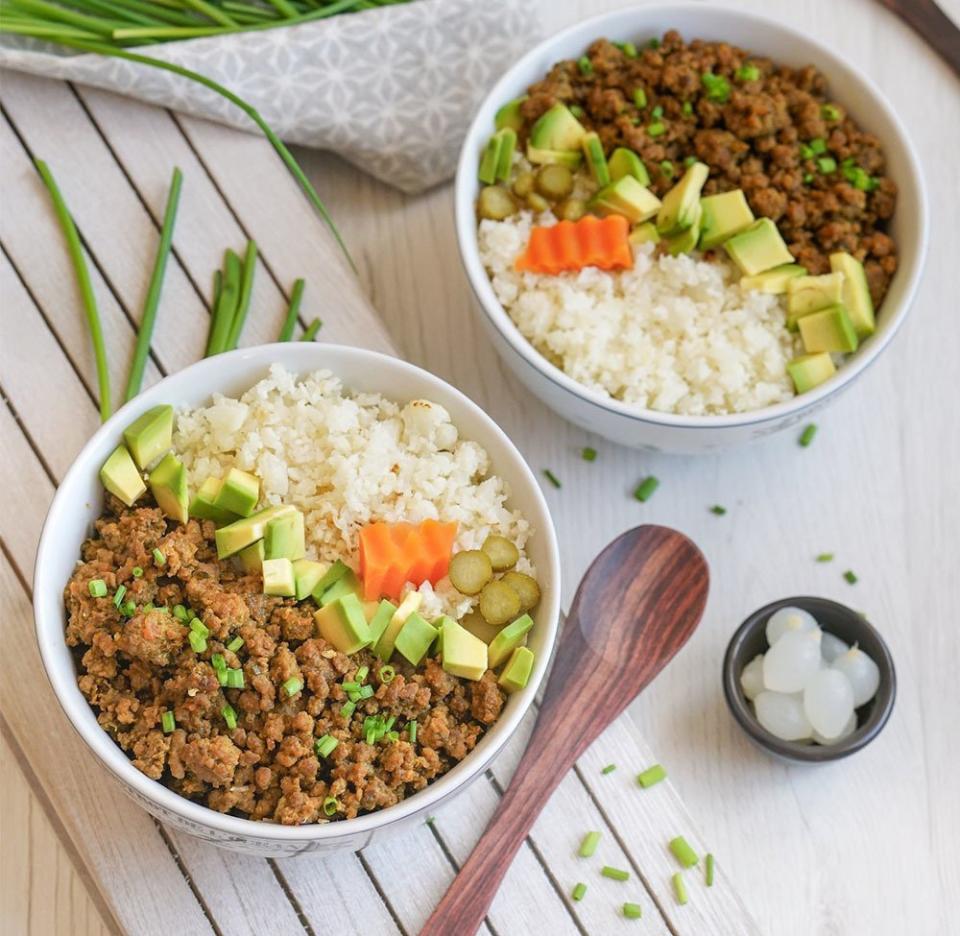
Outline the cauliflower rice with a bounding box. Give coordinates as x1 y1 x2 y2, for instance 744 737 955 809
479 210 803 416
174 365 533 619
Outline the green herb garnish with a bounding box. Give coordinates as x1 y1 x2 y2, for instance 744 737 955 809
581 446 598 462
672 872 688 905
660 160 675 179
710 505 727 516
380 665 396 684
705 853 715 886
651 104 663 119
736 64 760 81
809 137 828 155
314 735 339 758
648 37 661 49
578 55 594 76
322 796 339 817
621 41 638 58
844 570 858 584
221 704 237 730
637 763 666 788
277 278 305 342
701 71 730 103
633 88 647 109
623 903 642 919
601 763 616 774
113 584 126 608
88 579 107 598
634 476 660 502
647 121 666 137
152 547 166 566
569 104 585 118
282 677 303 697
544 469 561 489
161 710 175 734
669 836 699 868
816 553 835 563
408 719 417 743
682 101 693 116
822 104 841 121
578 831 601 858
188 630 207 653
799 423 817 447
571 882 587 901
817 157 837 174
227 636 244 653
602 866 630 882
300 317 322 342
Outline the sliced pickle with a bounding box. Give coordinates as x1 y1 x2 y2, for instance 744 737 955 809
512 171 536 199
556 198 587 221
477 185 518 221
535 164 574 200
501 571 541 611
448 550 493 595
481 534 519 572
479 580 522 626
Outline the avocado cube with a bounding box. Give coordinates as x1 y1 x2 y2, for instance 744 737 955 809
723 218 794 276
310 559 350 601
374 590 423 662
494 96 526 133
188 476 238 524
786 272 845 329
698 190 755 249
787 352 836 394
262 557 296 597
461 611 502 645
488 613 535 669
589 175 662 224
212 467 259 517
830 252 875 337
314 593 371 655
122 404 173 471
798 304 859 354
628 222 660 246
366 599 398 648
662 203 702 256
148 453 188 524
264 510 305 561
608 147 650 186
740 264 807 295
394 612 439 667
99 444 146 507
581 132 611 187
440 619 488 681
656 161 709 236
318 569 360 607
498 646 535 692
529 103 586 151
238 540 265 573
494 128 516 183
214 505 295 559
292 559 329 601
526 143 582 169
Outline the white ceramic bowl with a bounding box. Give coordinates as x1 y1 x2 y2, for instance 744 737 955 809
33 343 561 856
455 3 928 453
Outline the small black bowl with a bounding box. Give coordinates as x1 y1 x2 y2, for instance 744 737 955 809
722 596 896 763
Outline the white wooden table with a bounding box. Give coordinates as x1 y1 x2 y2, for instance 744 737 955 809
2 0 958 934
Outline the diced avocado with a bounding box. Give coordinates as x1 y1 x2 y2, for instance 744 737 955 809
787 352 837 394
529 103 586 151
495 96 526 132
310 559 350 601
318 569 360 607
188 477 237 524
740 264 807 295
292 558 328 601
724 218 794 276
314 593 370 655
366 599 398 648
608 148 650 186
212 467 259 517
526 143 583 169
495 128 516 183
590 175 661 224
498 646 534 692
698 190 754 249
439 618 488 681
264 510 305 561
629 222 660 246
656 161 708 236
581 132 610 187
262 557 296 596
100 445 146 508
488 613 534 668
394 611 439 667
662 202 702 256
214 505 295 559
798 304 859 354
148 453 188 524
238 540 265 573
786 272 845 329
830 252 875 337
122 404 173 471
374 590 423 662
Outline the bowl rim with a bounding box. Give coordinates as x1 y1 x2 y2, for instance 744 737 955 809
32 342 562 841
721 595 897 762
454 1 929 430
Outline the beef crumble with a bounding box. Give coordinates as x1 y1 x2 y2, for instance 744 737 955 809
517 31 897 306
65 495 506 825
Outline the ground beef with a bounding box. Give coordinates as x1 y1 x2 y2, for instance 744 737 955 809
65 498 507 825
517 31 897 306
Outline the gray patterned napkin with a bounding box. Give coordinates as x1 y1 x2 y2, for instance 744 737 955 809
0 0 539 193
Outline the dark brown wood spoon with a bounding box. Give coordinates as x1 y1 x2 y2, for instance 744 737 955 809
420 525 709 936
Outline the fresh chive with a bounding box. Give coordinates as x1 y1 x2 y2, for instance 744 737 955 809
221 704 237 730
637 763 667 788
651 104 663 119
172 604 188 621
386 730 399 742
669 836 699 868
672 872 688 905
569 104 585 118
355 665 369 683
425 815 436 825
543 469 561 489
314 734 339 758
578 831 601 858
710 505 727 516
190 618 209 639
700 71 730 103
34 159 111 421
161 710 175 734
152 547 166 566
299 317 322 341
684 155 696 167
131 567 144 579
408 720 417 743
571 882 587 901
822 104 841 121
322 796 339 817
341 681 362 693
113 584 127 607
803 172 814 184
225 668 245 689
623 902 642 919
634 476 660 502
125 166 182 401
88 578 107 598
211 652 226 671
844 570 858 585
736 63 760 81
620 41 637 57
143 603 155 613
799 423 818 447
810 137 827 155
359 685 375 699
816 552 834 563
277 277 305 342
153 606 169 615
379 665 396 684
817 156 837 174
282 677 303 697
647 121 666 137
633 87 647 109
206 248 241 356
705 853 715 887
340 700 356 718
120 601 136 618
660 159 674 178
225 239 257 351
682 101 693 116
648 37 660 49
581 446 597 462
189 630 207 653
601 763 616 774
602 866 630 882
577 55 593 76
227 636 244 653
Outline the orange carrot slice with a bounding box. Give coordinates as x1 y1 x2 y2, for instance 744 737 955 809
358 520 458 601
515 214 633 275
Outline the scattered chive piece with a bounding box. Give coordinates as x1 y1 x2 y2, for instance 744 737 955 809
143 603 155 613
621 41 638 58
355 665 369 683
669 836 699 869
683 155 697 168
710 505 727 516
633 87 647 108
803 172 814 184
648 37 660 48
113 585 127 608
277 277 305 342
409 720 417 743
300 317 322 341
578 831 601 858
544 469 561 489
637 763 667 788
131 566 143 578
221 704 237 731
211 653 226 671
189 630 207 653
225 668 245 689
647 121 666 137
700 71 730 103
601 866 630 882
810 137 827 155
153 548 166 566
578 55 593 76
322 796 339 817
800 144 815 160
341 681 361 693
190 618 209 639
340 700 356 719
672 872 688 905
569 104 585 118
571 882 587 902
358 685 375 699
623 902 643 919
705 853 715 887
380 665 396 684
207 248 241 356
844 570 858 585
634 476 660 502
799 423 818 447
314 734 339 758
651 104 663 119
386 730 399 742
822 104 841 121
153 606 169 615
817 156 837 174
173 604 188 621
161 710 175 734
601 763 617 774
736 63 760 81
227 636 244 653
682 101 693 116
660 159 674 178
88 579 107 598
282 677 303 697
120 601 136 618
581 446 598 462
816 552 834 563
425 816 436 825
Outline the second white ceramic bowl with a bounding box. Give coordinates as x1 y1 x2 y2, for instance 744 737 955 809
455 3 927 453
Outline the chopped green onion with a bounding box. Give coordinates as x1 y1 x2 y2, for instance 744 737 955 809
386 730 399 742
736 63 760 81
190 618 209 639
660 159 674 178
648 37 660 49
601 866 630 882
225 668 245 689
358 685 375 699
669 836 699 868
189 630 207 653
380 665 396 684
120 601 136 618
637 763 667 788
601 763 616 774
282 677 303 697
672 872 688 905
651 104 663 119
340 700 356 718
152 548 166 566
221 704 237 731
227 636 244 653
633 88 647 108
300 317 322 342
211 652 227 671
710 505 727 516
705 853 715 887
571 882 587 901
569 104 584 118
341 681 362 693
172 604 188 622
355 665 369 683
684 155 697 167
365 727 377 745
383 715 396 733
161 710 175 734
143 603 155 613
153 606 169 615
621 41 638 58
112 585 127 608
578 831 601 858
131 566 143 578
578 55 593 76
408 720 417 743
88 579 107 598
817 157 837 174
634 476 660 502
822 104 841 121
682 101 693 116
647 122 666 137
700 71 730 103
809 137 827 155
277 278 305 342
816 552 834 563
803 172 814 184
799 424 818 447
581 446 597 462
623 902 643 919
844 570 858 585
314 734 339 758
543 469 561 489
800 144 815 160
322 796 339 817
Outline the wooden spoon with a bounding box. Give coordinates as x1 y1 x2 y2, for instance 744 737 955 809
420 525 709 936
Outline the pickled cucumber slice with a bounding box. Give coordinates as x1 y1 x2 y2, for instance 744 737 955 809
477 186 517 221
481 535 520 572
535 164 574 200
479 580 522 626
449 550 493 596
501 572 541 611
